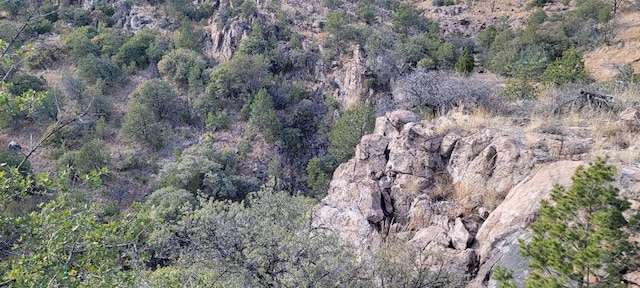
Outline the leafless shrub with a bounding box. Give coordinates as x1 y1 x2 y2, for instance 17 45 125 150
391 70 502 116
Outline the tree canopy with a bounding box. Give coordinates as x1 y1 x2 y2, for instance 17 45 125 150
519 159 637 287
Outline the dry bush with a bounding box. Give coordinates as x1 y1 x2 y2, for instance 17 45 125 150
391 70 504 116
430 172 454 201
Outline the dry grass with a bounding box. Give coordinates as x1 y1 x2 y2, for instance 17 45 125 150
442 106 511 133
584 11 640 82
430 172 454 201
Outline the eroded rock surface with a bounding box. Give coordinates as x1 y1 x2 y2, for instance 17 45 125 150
313 109 640 287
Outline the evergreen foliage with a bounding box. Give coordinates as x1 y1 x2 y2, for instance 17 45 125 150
248 89 281 143
455 47 474 74
541 47 590 85
114 29 157 69
120 101 164 150
520 159 637 287
158 144 259 200
0 171 151 287
328 104 375 164
130 79 178 120
201 53 271 114
148 187 366 287
157 48 206 94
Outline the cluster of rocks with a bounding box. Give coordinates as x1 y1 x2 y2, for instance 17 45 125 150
313 109 640 287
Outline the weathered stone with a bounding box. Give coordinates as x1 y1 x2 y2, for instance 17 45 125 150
419 244 479 276
407 195 464 231
208 19 249 60
409 226 449 249
470 161 583 287
386 122 442 177
450 217 472 250
386 110 421 130
333 47 370 110
618 107 640 130
373 116 397 137
440 131 461 158
448 132 534 211
624 271 640 286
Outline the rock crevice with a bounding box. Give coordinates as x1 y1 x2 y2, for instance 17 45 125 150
313 109 631 286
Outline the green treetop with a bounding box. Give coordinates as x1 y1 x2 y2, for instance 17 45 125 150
520 159 636 287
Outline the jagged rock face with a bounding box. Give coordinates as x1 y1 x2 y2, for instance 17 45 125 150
448 131 535 211
314 110 537 278
126 6 171 31
207 19 249 61
313 109 640 286
314 134 390 249
468 161 583 287
332 47 371 110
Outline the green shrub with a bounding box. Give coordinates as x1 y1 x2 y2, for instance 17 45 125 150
541 47 589 85
306 157 333 198
92 29 132 57
7 74 46 96
146 186 197 222
286 99 320 136
355 0 376 24
26 18 52 35
194 3 216 21
328 104 375 163
324 0 343 9
130 79 178 120
77 55 121 85
528 0 552 8
528 9 548 27
248 89 281 143
120 101 164 150
240 0 258 20
157 48 206 94
158 145 258 200
434 42 457 67
115 29 156 68
205 111 229 131
0 150 30 173
200 53 271 114
393 3 431 35
417 56 436 69
56 139 110 180
476 26 497 54
455 47 474 74
26 42 60 69
325 11 360 42
432 0 456 6
64 26 99 61
573 0 613 23
92 3 116 27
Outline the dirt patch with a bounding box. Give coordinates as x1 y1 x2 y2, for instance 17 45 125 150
584 11 640 81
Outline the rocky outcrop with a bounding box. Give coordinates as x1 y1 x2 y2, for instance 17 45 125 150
125 6 171 31
315 110 540 280
313 109 638 286
447 130 535 211
618 107 640 131
332 47 371 110
469 161 583 287
207 18 249 61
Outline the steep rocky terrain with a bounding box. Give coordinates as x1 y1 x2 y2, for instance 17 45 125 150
1 0 640 285
314 109 640 287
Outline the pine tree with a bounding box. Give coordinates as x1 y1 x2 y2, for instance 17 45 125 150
454 47 474 74
248 89 281 143
541 47 589 86
520 159 635 287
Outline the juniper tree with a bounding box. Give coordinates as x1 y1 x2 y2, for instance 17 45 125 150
520 159 636 287
455 47 474 75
